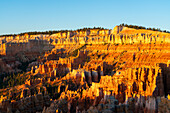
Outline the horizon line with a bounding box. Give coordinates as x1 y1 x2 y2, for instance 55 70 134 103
1 24 170 36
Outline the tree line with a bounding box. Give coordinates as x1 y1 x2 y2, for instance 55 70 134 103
119 23 170 33
0 27 106 37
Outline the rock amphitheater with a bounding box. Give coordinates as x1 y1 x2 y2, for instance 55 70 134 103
0 25 170 113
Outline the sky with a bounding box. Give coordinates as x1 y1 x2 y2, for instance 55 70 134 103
0 0 170 35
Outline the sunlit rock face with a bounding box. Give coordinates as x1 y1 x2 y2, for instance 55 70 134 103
1 25 170 113
81 66 164 102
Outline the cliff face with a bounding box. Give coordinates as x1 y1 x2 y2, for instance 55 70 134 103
1 26 170 55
